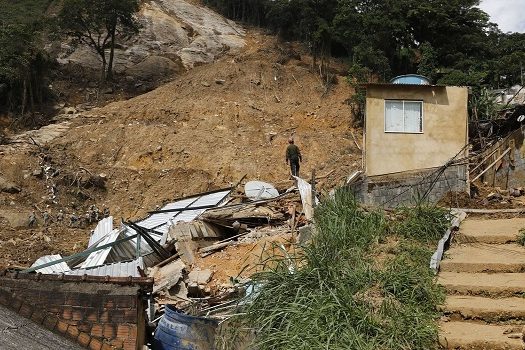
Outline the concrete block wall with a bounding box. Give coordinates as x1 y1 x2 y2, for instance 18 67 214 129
0 272 152 350
352 164 468 208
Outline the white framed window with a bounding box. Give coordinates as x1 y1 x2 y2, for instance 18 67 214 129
384 100 423 133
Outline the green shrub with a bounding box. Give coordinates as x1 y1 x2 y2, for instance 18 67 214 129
224 190 446 350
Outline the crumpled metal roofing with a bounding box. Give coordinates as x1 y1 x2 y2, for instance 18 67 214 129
30 255 71 274
88 216 114 248
136 189 231 234
66 257 144 277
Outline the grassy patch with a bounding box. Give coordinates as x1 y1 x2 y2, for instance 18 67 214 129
223 189 447 350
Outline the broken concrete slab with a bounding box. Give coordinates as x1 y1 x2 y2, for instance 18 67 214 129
188 268 213 285
152 259 186 294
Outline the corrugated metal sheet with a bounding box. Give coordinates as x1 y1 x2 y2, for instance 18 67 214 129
135 189 231 232
88 216 114 248
66 257 144 277
30 255 71 274
79 229 120 268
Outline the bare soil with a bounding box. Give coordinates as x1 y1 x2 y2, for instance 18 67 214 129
0 30 360 269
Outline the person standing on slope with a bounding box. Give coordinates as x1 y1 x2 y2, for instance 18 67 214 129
286 137 302 177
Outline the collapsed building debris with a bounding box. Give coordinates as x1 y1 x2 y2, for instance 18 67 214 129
13 176 311 349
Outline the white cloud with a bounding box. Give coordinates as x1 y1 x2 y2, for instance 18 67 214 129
479 0 525 33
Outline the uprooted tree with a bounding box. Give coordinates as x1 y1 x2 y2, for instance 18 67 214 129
58 0 140 83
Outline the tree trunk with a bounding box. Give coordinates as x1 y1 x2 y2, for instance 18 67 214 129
107 24 116 81
21 77 27 116
100 53 107 84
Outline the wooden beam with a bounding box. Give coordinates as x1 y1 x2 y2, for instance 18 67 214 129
470 148 511 183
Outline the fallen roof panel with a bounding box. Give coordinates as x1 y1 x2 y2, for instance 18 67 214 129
30 255 71 274
66 257 144 277
88 216 114 248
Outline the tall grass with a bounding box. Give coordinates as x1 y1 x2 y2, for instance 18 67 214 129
223 189 447 350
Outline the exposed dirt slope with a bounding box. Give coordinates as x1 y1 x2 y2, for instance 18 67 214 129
0 31 360 268
438 217 525 349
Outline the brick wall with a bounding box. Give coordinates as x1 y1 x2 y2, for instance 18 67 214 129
351 164 468 207
0 272 152 350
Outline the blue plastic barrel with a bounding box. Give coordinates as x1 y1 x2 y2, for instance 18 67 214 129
153 305 218 350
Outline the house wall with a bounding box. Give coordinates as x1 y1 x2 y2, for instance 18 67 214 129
0 272 152 350
365 85 469 176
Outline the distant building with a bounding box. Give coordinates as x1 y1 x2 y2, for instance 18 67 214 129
352 75 469 207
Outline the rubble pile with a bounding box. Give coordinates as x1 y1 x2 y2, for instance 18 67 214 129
20 177 316 348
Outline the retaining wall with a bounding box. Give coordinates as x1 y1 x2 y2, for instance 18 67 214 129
0 272 152 350
352 164 468 207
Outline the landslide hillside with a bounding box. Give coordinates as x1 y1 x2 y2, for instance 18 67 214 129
0 24 360 268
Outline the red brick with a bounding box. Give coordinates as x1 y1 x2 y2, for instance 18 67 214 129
43 314 59 330
99 310 110 323
103 300 115 309
101 343 114 350
123 309 137 323
89 337 103 350
78 332 92 347
56 320 69 334
46 305 61 314
110 338 124 348
19 303 33 318
72 307 84 321
62 306 74 320
67 325 80 340
122 339 136 350
85 310 99 322
77 321 92 333
103 324 116 338
91 324 103 338
128 325 137 340
116 324 129 339
30 309 46 324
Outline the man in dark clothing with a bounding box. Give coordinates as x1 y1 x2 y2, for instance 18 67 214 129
286 138 302 177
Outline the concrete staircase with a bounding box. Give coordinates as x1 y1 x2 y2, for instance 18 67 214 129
438 218 525 350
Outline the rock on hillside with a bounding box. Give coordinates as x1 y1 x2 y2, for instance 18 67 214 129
55 0 245 82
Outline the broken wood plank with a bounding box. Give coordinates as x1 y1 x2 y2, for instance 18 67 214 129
199 241 234 257
470 148 511 183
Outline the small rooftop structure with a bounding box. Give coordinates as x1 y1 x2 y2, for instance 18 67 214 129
390 74 431 85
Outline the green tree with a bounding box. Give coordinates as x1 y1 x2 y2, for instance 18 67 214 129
0 22 52 119
58 0 140 82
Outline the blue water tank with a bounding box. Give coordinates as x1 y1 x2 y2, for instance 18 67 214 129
390 74 431 85
153 305 218 350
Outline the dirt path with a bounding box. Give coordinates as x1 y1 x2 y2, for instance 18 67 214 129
438 218 525 349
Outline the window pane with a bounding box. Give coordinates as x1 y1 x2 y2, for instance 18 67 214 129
385 101 404 132
404 102 422 132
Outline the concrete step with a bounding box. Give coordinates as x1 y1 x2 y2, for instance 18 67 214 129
438 272 525 297
442 296 525 322
439 321 525 350
441 244 525 273
457 218 525 244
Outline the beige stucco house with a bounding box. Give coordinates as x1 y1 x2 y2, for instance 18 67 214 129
364 79 469 176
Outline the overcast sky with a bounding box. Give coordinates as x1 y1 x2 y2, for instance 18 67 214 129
479 0 525 33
